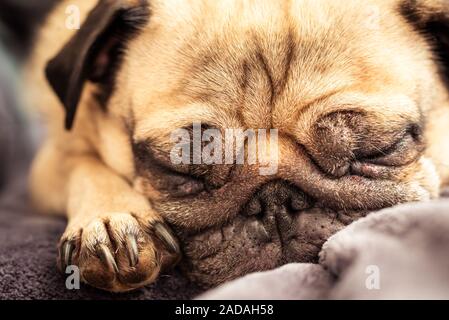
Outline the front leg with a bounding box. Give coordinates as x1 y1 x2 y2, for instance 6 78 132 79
32 144 180 292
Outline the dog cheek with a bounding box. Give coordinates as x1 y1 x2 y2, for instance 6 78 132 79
410 157 440 199
378 156 440 200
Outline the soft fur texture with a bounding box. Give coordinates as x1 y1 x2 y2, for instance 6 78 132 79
26 0 449 292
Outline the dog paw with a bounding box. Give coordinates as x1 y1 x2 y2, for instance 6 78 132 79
57 212 180 292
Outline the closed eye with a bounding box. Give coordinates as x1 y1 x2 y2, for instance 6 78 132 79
161 172 206 198
133 140 190 174
356 123 424 167
132 140 207 197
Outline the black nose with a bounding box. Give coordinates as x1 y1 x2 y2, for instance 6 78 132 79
245 180 312 215
243 180 314 241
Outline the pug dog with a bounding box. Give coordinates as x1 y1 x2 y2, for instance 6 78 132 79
25 0 449 292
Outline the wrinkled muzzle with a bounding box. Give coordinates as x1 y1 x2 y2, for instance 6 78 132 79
152 138 432 287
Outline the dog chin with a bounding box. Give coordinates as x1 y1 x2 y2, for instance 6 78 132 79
176 206 366 287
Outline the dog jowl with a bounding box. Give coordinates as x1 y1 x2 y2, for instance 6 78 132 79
27 0 449 291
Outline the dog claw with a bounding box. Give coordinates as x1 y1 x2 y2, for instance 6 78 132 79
126 234 139 267
97 244 119 274
61 241 74 270
153 222 180 255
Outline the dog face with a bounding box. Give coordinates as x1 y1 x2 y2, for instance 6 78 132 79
46 0 449 286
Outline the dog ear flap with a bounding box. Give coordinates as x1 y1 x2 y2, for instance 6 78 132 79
401 0 449 78
45 0 149 130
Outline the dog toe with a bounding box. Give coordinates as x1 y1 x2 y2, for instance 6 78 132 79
58 213 180 292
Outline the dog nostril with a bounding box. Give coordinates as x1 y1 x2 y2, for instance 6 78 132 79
245 197 263 216
243 180 314 219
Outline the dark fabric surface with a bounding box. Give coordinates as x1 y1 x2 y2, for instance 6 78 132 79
0 181 203 300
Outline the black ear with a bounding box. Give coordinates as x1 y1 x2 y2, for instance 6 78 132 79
401 0 449 79
45 0 149 130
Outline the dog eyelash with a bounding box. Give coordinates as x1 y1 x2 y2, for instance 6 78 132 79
357 124 423 167
167 174 206 197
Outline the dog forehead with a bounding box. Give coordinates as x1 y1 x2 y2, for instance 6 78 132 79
125 0 419 132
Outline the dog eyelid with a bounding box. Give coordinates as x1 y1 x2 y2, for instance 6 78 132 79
358 124 424 167
133 140 190 173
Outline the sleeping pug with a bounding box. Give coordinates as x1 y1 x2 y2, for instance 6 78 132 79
26 0 449 292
